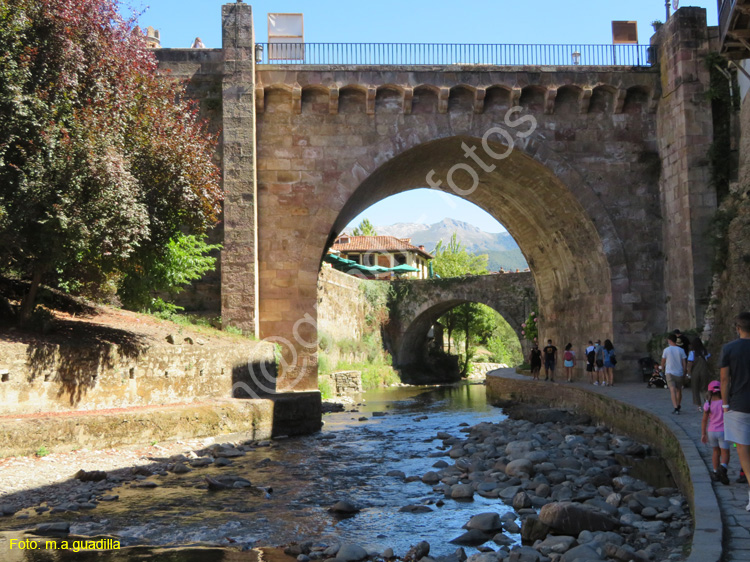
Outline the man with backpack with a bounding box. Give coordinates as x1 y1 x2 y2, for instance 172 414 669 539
595 340 606 385
585 340 597 385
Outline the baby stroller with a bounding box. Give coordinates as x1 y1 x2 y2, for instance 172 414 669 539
640 358 667 388
638 357 656 382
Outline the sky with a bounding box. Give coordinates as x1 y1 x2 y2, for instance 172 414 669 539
126 0 720 233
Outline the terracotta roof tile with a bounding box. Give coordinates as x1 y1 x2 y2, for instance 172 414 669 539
332 235 434 258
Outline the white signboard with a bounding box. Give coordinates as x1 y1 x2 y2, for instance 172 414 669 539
268 13 304 61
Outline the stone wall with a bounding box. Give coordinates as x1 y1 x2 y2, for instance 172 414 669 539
0 333 275 415
317 266 368 343
654 8 718 331
333 371 362 395
708 79 750 349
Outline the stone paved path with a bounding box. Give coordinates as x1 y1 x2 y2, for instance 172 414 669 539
489 369 749 561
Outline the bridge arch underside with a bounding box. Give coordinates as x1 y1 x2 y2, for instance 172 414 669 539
397 298 523 383
330 136 613 368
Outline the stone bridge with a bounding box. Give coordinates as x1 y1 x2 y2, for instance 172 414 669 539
155 5 719 402
386 272 535 380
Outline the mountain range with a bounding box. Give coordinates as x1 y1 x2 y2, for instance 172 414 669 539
374 218 528 271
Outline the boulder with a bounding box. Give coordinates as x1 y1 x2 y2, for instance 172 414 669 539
520 516 549 544
330 500 360 514
422 472 441 484
337 544 368 562
406 541 430 560
539 502 620 535
505 459 533 478
450 529 490 547
451 484 475 500
534 535 576 556
561 544 604 562
464 512 503 533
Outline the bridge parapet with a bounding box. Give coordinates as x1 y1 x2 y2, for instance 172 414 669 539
256 66 660 116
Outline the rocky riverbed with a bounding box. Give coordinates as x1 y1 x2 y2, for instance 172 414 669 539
0 386 691 562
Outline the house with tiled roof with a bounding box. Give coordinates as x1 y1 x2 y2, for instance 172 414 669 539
330 234 434 279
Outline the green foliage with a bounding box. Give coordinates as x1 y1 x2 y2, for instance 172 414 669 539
335 360 401 390
118 234 221 312
521 310 539 342
223 325 244 337
35 445 50 457
361 280 391 327
318 332 333 353
318 352 333 375
0 0 222 318
705 52 738 202
318 376 334 399
432 233 489 278
710 203 739 275
352 218 378 237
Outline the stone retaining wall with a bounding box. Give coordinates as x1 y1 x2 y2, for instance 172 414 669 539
332 371 362 395
0 333 275 415
0 393 321 457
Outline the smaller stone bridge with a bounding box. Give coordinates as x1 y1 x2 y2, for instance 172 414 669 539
386 272 535 382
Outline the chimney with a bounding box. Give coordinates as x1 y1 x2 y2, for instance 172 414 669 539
418 245 425 251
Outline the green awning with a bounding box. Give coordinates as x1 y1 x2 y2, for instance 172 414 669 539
390 264 420 273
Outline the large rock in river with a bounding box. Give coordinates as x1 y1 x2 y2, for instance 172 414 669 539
539 502 620 535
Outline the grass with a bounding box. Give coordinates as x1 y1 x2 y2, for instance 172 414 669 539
148 310 256 340
318 376 334 400
335 360 401 391
35 446 50 457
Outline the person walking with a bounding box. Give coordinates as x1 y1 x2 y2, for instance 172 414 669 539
689 336 712 411
662 333 688 414
701 380 731 485
594 339 606 385
529 343 542 381
720 312 750 510
563 343 576 383
543 339 557 382
585 340 597 385
603 339 616 387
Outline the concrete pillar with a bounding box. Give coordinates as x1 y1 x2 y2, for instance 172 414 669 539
654 7 717 331
220 3 259 337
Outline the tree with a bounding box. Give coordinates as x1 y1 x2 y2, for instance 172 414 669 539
352 218 377 237
432 233 488 278
0 0 222 323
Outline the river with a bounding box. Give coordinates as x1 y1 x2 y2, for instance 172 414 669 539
2 382 521 561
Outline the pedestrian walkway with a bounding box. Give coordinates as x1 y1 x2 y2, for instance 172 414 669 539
487 369 747 562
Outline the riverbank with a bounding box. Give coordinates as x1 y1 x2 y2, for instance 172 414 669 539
0 382 694 561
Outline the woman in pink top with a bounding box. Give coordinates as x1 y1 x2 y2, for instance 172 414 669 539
702 380 731 484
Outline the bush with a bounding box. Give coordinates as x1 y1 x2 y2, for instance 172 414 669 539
318 376 334 400
318 352 333 375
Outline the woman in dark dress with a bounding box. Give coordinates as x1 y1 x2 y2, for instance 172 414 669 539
529 344 542 380
689 336 712 409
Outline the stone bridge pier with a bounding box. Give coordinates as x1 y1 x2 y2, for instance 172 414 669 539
386 273 535 382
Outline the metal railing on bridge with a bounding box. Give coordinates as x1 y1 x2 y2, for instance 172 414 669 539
256 43 653 67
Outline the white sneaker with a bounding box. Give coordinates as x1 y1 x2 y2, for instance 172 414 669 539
593 382 599 386
602 382 607 386
746 491 750 512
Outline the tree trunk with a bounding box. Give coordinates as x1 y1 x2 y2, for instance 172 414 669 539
19 268 43 327
462 311 471 377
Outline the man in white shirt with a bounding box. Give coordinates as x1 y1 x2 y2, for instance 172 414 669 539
662 333 688 414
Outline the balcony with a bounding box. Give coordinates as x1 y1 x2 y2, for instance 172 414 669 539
720 0 750 58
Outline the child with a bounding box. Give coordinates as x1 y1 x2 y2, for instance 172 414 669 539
701 380 731 485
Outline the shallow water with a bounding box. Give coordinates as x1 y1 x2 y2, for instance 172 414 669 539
4 383 522 559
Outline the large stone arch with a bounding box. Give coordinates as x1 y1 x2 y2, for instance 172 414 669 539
255 71 664 392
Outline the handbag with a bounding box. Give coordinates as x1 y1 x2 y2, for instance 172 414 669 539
610 353 617 366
